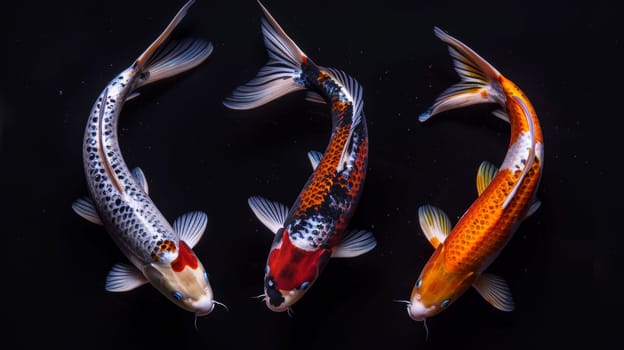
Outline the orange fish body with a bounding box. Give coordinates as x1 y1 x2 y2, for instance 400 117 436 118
407 27 543 321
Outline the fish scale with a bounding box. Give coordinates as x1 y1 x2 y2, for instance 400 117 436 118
73 0 218 316
407 27 544 321
224 1 377 312
83 76 178 264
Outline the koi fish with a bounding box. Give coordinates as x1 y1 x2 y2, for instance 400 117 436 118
72 0 220 316
406 27 544 321
224 1 377 313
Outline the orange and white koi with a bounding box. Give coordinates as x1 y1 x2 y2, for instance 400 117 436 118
224 1 376 313
72 0 222 316
405 27 544 321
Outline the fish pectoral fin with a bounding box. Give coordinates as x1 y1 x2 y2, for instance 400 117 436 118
173 211 208 248
105 263 148 292
473 273 514 312
525 199 541 218
307 150 323 170
131 167 149 194
72 197 103 225
331 229 377 258
248 196 289 235
476 161 499 196
137 39 214 89
305 91 327 104
418 205 452 248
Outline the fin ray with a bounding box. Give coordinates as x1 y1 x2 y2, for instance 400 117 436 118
138 39 213 88
307 150 323 170
131 167 149 194
105 263 148 292
473 273 514 312
248 196 289 234
72 197 103 225
223 1 307 110
476 161 499 196
502 96 537 209
418 205 452 248
173 211 208 248
331 230 377 258
420 27 504 122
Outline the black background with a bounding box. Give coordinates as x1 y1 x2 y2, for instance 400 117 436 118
2 0 615 349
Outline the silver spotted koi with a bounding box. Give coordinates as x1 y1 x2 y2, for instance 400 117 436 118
72 0 221 316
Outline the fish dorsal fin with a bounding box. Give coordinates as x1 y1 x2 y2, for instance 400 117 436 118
324 67 364 128
105 263 148 292
72 197 103 225
248 196 289 234
525 199 541 218
324 69 365 173
473 273 514 312
502 96 536 209
173 211 208 248
476 161 499 196
307 150 323 170
331 230 377 258
131 167 149 194
418 205 452 248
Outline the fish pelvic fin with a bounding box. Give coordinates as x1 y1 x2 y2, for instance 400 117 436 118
223 0 307 110
132 0 213 89
419 27 505 122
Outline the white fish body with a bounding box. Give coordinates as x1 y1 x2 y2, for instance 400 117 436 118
73 0 218 316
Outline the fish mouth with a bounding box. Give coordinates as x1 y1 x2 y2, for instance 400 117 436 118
193 299 216 316
265 300 290 313
407 299 436 321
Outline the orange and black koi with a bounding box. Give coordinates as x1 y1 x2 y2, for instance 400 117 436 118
224 1 376 313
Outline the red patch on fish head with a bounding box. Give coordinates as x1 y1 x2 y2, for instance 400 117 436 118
267 230 329 291
171 241 198 272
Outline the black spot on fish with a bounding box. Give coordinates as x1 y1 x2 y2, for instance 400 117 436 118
265 277 285 307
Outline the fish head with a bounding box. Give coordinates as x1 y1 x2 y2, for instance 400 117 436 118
262 229 330 312
407 247 476 321
144 240 215 316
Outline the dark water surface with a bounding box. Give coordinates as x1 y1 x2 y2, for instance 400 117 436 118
2 0 614 348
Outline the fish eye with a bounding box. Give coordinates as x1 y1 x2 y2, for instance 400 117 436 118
416 278 422 289
172 291 183 301
440 299 451 308
203 271 209 282
265 265 270 275
299 281 310 290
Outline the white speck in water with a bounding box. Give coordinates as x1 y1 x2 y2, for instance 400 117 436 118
58 90 63 96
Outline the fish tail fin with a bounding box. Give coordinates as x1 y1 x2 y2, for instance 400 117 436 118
133 0 213 88
223 1 307 110
419 27 505 122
